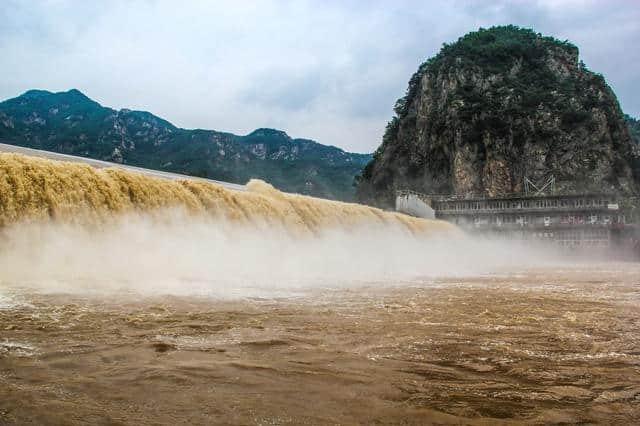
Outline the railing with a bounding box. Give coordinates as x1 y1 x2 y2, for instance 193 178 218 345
396 188 610 202
454 221 627 230
436 205 616 214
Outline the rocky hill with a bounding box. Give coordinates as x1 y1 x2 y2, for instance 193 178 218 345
356 25 639 208
627 115 640 183
0 89 371 201
626 115 640 153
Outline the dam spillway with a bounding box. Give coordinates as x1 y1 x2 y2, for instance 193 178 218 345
0 146 455 236
0 142 246 192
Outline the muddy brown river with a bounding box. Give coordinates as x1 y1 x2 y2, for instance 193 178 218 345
1 264 639 425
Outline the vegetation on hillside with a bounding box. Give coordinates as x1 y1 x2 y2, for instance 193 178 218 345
0 90 371 201
627 114 640 185
368 25 609 169
627 114 640 147
356 25 636 206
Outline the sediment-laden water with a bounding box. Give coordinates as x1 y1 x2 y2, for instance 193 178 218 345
1 153 639 424
0 152 451 235
1 265 639 424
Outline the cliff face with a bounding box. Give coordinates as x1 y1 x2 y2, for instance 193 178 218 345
0 90 371 201
357 26 638 207
626 115 640 154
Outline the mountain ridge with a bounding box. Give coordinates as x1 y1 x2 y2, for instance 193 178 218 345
0 89 371 201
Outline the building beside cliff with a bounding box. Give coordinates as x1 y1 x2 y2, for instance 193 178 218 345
397 189 638 250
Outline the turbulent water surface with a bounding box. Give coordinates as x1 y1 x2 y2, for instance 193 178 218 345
1 265 639 425
1 153 639 424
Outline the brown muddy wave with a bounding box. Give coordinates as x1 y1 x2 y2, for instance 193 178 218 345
1 266 639 424
0 152 481 296
0 152 452 235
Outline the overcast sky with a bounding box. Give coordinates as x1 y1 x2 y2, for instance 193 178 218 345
1 0 638 153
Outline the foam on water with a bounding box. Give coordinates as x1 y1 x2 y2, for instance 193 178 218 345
0 293 16 310
0 339 37 357
0 151 563 298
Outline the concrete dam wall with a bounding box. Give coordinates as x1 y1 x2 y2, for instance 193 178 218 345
0 143 246 192
395 191 435 219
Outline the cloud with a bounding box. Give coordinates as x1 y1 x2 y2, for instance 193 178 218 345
0 0 638 153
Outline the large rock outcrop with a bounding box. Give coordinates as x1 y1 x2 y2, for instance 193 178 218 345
357 26 638 207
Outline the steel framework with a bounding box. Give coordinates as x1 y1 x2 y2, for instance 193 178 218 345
524 175 556 196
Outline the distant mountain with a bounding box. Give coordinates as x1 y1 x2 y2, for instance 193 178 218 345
0 89 371 201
